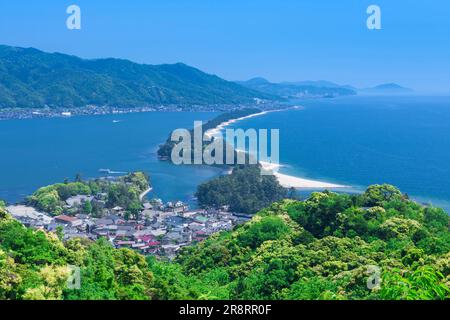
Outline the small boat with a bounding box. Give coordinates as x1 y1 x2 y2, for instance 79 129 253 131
99 169 127 175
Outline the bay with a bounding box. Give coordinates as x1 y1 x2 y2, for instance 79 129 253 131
2 95 450 213
0 111 221 205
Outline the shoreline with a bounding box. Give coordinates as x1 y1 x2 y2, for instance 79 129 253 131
204 106 303 138
139 187 153 202
276 172 348 189
0 104 280 121
207 106 349 190
259 161 348 189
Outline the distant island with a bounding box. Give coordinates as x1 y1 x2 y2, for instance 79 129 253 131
237 77 415 98
358 83 414 95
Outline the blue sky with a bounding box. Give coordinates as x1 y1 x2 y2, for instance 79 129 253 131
0 0 449 92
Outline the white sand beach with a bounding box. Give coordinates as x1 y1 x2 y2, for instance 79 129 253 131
204 106 303 139
259 161 347 189
207 106 347 189
139 187 153 202
273 172 347 189
204 110 271 138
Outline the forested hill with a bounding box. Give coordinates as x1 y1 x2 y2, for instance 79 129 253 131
0 45 273 109
175 184 450 300
0 184 448 300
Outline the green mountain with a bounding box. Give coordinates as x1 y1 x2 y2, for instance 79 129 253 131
237 77 357 98
0 45 273 109
174 185 449 300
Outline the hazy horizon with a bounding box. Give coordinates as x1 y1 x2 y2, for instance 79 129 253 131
1 0 449 93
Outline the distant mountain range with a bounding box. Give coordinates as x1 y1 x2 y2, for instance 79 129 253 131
237 77 414 98
358 83 414 95
0 44 415 110
0 45 273 109
237 78 357 98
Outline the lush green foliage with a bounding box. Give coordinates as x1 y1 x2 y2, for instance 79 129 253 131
174 185 449 300
1 184 448 300
26 172 149 217
0 212 154 300
0 201 7 220
27 182 91 215
0 45 271 109
196 165 288 214
64 239 153 300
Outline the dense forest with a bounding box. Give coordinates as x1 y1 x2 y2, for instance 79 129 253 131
1 184 448 300
196 165 292 214
0 45 272 109
26 172 149 219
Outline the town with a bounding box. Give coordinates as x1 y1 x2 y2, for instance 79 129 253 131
6 188 251 260
0 102 279 121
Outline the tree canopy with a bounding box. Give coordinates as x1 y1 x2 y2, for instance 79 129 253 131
0 184 448 300
26 172 150 217
196 165 288 214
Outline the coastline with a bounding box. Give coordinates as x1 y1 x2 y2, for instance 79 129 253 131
139 187 153 202
275 172 347 189
205 106 303 138
0 104 275 121
207 106 349 190
259 161 348 189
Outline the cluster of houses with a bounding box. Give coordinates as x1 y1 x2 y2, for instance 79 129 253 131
7 195 251 259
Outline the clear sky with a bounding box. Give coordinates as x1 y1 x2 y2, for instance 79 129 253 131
0 0 449 93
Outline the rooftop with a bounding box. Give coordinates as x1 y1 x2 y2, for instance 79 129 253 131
55 215 79 223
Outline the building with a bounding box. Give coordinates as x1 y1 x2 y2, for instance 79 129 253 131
54 215 82 227
66 195 94 208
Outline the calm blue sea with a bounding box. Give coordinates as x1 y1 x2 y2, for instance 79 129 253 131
0 112 221 205
226 96 450 212
1 96 449 212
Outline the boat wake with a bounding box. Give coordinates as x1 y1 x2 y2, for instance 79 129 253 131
99 169 128 175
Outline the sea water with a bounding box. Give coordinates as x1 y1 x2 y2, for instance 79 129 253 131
225 96 450 212
0 111 221 205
